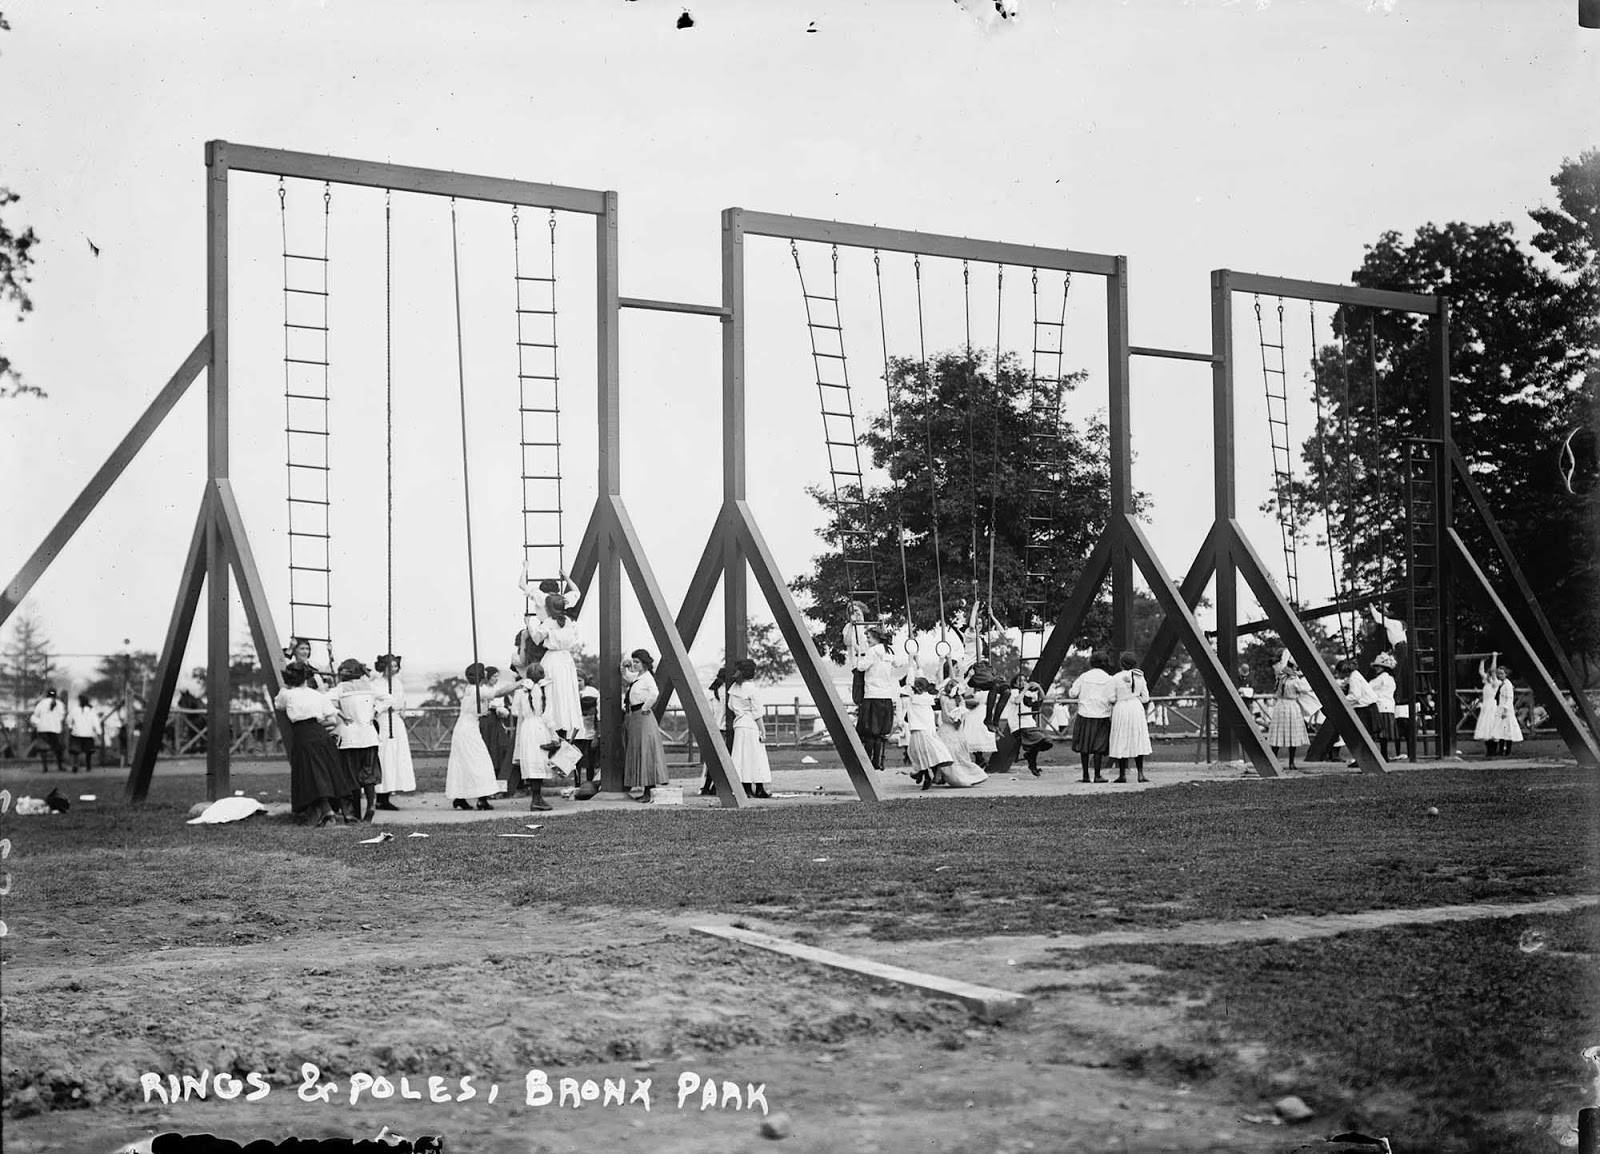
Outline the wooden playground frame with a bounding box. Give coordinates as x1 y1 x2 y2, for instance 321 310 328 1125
3 143 1594 807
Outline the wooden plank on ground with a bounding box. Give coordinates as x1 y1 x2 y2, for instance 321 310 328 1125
693 924 1031 1023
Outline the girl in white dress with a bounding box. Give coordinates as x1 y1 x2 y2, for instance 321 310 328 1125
935 677 988 787
905 677 956 790
1266 653 1311 768
1489 665 1523 756
510 661 555 811
727 658 773 799
447 663 519 811
523 581 586 744
372 654 416 808
1369 653 1398 761
1471 655 1501 754
1107 652 1152 783
960 661 999 765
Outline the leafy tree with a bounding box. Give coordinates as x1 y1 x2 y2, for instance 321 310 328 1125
0 13 41 400
189 644 274 709
425 674 468 707
794 348 1116 662
1278 156 1600 676
720 619 799 684
0 609 54 705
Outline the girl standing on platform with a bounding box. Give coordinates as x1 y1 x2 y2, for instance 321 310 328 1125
905 677 956 790
372 654 415 810
1067 650 1114 783
623 650 671 801
1471 655 1502 757
68 694 101 774
511 662 555 811
1369 653 1398 761
275 663 357 826
727 658 773 799
854 626 909 772
1106 652 1152 783
1489 665 1523 757
329 658 389 823
447 664 519 811
1266 653 1312 769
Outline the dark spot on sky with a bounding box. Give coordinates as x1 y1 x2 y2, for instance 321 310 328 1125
677 8 694 28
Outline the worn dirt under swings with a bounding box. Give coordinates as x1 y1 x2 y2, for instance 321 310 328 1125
3 882 1303 1154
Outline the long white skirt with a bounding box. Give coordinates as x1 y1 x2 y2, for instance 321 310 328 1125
376 712 417 793
1489 702 1523 743
907 729 954 773
1108 699 1153 758
540 649 586 739
446 716 501 800
1471 687 1498 741
732 723 772 784
962 703 997 753
514 711 554 780
936 720 989 788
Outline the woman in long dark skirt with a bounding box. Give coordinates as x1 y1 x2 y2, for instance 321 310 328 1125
274 663 360 825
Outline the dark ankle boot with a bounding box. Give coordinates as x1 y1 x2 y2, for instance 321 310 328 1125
743 783 754 798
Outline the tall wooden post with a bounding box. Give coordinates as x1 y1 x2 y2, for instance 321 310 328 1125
1210 270 1239 761
722 209 749 669
596 191 625 790
205 141 232 800
1107 257 1133 652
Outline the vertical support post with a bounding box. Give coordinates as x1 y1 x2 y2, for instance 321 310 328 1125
1211 271 1239 760
1106 257 1133 652
722 209 749 666
205 140 232 801
596 190 625 790
1431 300 1456 755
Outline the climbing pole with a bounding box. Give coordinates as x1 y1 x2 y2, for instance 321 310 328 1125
279 178 336 662
514 207 566 605
1308 303 1350 653
872 250 917 650
1254 295 1301 607
1018 269 1072 667
793 241 882 623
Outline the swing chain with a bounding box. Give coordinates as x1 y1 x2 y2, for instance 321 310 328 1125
323 182 331 212
277 176 285 209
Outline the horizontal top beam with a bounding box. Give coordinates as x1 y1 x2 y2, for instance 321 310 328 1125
1218 269 1440 315
208 141 612 215
732 208 1120 276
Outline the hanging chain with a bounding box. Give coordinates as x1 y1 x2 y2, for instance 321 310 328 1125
384 189 394 734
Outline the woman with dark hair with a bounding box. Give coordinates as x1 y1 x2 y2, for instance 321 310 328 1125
1106 652 1152 783
1066 650 1115 783
282 636 331 690
372 654 415 809
520 566 585 745
622 649 671 801
274 663 358 826
446 663 520 811
854 625 909 773
728 658 773 799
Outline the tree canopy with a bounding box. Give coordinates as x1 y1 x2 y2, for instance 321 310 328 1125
1276 150 1600 678
0 14 42 399
793 347 1118 663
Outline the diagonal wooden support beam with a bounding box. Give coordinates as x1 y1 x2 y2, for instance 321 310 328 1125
606 497 743 808
730 501 880 802
1448 530 1600 767
1228 521 1385 774
1029 528 1114 690
652 507 734 721
1121 517 1282 777
1139 521 1222 684
1449 448 1600 750
567 505 602 602
213 480 293 759
3 335 211 625
126 489 213 803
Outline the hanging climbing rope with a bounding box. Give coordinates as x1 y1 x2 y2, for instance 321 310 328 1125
872 250 917 654
384 189 394 734
1308 303 1349 654
513 206 566 611
985 265 1005 640
279 178 336 670
793 241 882 625
913 254 951 660
449 199 483 712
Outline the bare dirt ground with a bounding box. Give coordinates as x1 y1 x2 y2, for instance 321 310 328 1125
3 886 1298 1154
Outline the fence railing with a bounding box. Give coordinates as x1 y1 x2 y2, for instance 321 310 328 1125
0 687 1585 763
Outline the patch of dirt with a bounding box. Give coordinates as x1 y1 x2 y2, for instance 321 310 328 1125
1 896 1296 1153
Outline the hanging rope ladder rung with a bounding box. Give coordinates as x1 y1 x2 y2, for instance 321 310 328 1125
1255 294 1301 608
794 240 884 629
280 177 336 656
513 206 567 613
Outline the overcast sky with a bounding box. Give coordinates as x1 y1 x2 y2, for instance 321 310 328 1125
2 0 1596 696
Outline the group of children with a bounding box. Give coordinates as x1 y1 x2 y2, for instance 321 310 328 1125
26 688 126 774
1265 647 1521 767
1063 650 1155 784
